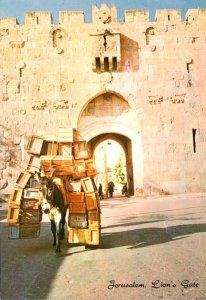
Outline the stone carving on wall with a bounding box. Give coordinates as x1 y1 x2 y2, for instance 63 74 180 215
0 29 9 36
148 95 163 104
2 94 9 101
9 41 25 48
166 93 185 103
145 27 156 47
32 100 47 110
148 93 186 104
53 100 69 109
52 28 64 54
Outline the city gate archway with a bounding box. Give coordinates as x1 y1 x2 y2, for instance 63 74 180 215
88 133 134 196
77 91 144 195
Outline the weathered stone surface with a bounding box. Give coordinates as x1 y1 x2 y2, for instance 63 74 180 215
0 180 8 190
0 5 206 194
0 162 6 170
13 136 21 145
0 151 11 162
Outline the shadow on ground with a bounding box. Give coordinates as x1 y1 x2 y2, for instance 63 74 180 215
100 223 206 249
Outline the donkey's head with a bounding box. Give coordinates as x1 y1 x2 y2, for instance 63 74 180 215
35 172 54 214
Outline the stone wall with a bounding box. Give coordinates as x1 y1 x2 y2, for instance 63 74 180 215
0 4 206 195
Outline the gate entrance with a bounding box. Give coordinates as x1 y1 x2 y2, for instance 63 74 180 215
88 133 134 197
77 91 144 195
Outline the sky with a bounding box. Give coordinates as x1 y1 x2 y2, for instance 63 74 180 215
0 0 205 24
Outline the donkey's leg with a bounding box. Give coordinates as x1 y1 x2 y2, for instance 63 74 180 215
50 220 56 247
60 208 67 240
55 212 62 253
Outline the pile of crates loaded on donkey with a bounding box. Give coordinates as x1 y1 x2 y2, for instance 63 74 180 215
7 128 101 247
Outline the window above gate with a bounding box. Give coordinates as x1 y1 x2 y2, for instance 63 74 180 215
91 30 121 73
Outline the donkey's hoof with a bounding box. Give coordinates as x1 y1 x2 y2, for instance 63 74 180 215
55 248 61 253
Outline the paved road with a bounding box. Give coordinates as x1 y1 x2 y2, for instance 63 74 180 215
1 193 206 300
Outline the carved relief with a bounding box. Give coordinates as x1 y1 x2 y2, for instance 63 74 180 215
0 29 9 36
53 100 69 109
9 41 25 48
92 4 117 24
148 95 163 104
52 28 64 54
166 94 185 104
145 27 156 46
148 94 186 104
32 100 47 110
2 94 9 101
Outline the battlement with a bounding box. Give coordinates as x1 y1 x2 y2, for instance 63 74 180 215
186 9 206 23
0 18 18 27
0 5 206 27
25 12 53 25
59 11 85 25
124 10 149 23
155 9 181 24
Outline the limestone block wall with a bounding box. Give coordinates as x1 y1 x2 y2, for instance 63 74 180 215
0 4 206 195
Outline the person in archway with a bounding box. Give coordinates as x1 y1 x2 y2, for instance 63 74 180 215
98 183 103 200
122 182 128 196
108 181 114 198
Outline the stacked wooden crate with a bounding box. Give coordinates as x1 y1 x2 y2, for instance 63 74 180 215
67 177 101 247
7 128 101 246
40 130 101 247
8 171 42 239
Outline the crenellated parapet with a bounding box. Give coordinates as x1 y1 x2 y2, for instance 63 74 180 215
59 11 85 25
25 12 53 26
124 10 149 24
0 5 206 28
155 9 181 24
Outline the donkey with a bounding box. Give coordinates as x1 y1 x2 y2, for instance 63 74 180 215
37 175 67 253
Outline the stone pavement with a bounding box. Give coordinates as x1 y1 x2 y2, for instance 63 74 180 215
0 193 206 300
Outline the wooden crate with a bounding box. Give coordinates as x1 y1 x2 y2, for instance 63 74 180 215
24 188 39 199
68 228 86 244
9 187 23 206
81 177 95 194
68 202 86 214
66 192 85 203
85 227 100 246
41 156 74 175
72 160 86 180
27 135 44 155
15 172 31 189
85 192 98 210
27 155 41 173
66 180 82 192
41 141 58 156
20 224 41 239
85 159 97 177
68 213 88 229
56 128 73 142
28 177 40 188
7 206 21 224
88 210 101 227
8 225 20 239
20 209 42 224
58 143 72 156
21 199 40 210
73 141 90 160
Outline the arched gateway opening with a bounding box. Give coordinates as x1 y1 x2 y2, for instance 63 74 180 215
89 133 134 197
77 91 144 196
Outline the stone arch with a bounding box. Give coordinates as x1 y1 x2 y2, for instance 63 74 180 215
77 91 144 195
88 132 134 195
